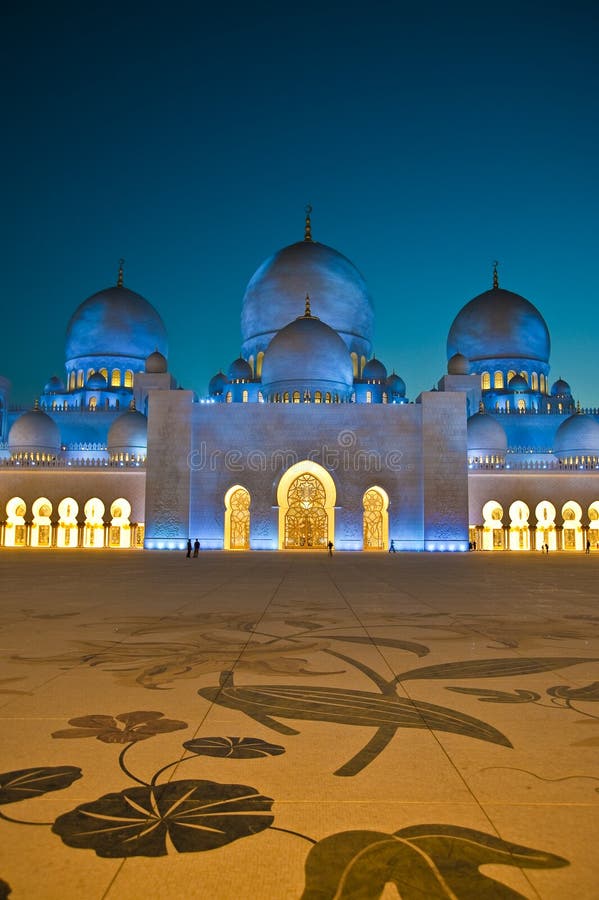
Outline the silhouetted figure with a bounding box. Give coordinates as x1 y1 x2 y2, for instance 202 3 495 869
328 541 333 556
468 541 472 551
586 540 591 554
193 539 200 557
186 539 192 558
473 540 477 551
389 540 396 553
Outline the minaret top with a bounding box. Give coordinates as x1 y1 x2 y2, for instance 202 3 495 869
304 204 313 242
117 258 125 288
493 260 499 290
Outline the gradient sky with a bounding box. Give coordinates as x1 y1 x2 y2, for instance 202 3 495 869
2 1 598 407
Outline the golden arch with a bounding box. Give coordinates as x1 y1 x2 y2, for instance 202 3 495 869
277 461 335 550
31 497 53 547
224 485 251 550
5 497 27 547
362 487 389 550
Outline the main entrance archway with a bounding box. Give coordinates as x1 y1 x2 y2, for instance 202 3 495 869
277 461 336 550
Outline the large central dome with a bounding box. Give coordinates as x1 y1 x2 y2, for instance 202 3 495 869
241 239 374 361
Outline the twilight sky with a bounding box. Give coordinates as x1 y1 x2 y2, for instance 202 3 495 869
2 1 598 406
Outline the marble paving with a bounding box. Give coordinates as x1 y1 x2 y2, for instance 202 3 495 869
0 549 598 899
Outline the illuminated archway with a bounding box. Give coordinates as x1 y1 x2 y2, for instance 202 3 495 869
562 500 582 550
31 497 52 547
224 485 251 550
109 498 132 548
362 487 389 550
84 498 105 548
57 498 78 547
277 461 335 550
482 500 504 550
5 497 27 547
509 500 530 551
588 502 599 549
535 500 556 551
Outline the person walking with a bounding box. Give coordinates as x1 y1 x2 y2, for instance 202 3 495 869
389 540 396 553
327 540 334 557
193 539 200 557
186 539 192 558
586 539 591 555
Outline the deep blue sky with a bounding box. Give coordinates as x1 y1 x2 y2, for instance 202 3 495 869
3 1 598 406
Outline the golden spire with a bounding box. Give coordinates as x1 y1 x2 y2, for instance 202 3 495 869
117 258 125 287
304 204 313 242
304 293 312 317
33 398 40 410
493 260 499 289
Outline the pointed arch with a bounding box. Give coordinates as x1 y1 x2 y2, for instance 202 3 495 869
277 461 336 550
362 486 389 550
224 485 251 550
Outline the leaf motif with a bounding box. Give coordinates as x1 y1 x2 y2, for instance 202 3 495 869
301 825 569 899
0 767 82 805
319 635 430 657
396 657 598 683
446 688 541 703
547 681 599 701
183 737 285 759
52 779 274 857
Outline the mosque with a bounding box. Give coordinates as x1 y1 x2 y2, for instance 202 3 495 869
1 210 598 553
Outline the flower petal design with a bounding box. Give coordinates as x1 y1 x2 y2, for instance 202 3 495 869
52 780 274 858
52 711 187 743
0 767 82 805
183 737 285 759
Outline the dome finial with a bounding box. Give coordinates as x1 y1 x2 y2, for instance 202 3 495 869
33 398 40 410
493 260 499 289
304 204 313 242
117 258 125 288
304 293 312 317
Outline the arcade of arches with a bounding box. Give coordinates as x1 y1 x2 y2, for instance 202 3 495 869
472 499 599 551
1 496 143 548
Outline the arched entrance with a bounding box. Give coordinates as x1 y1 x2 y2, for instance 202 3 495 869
277 461 336 550
363 487 389 550
224 485 251 550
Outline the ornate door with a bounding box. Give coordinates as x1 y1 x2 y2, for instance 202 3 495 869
363 489 384 550
229 487 250 549
284 473 328 549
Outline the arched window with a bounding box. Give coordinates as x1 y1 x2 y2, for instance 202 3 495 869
558 402 563 413
350 352 358 377
505 399 510 412
494 371 504 389
224 486 251 550
86 368 94 382
360 355 366 376
382 392 388 403
507 370 516 383
69 372 76 391
531 372 538 391
283 392 290 403
124 370 134 388
292 391 300 403
314 391 322 403
256 351 264 377
77 370 84 388
257 391 264 403
89 396 97 410
242 390 249 403
225 391 232 403
539 374 546 393
325 392 331 403
366 390 372 403
248 355 254 376
481 372 491 390
517 398 525 411
111 369 121 387
520 371 528 382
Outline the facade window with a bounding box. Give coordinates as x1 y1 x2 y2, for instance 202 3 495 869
248 355 254 376
111 369 121 387
257 391 264 403
100 367 108 380
360 355 366 376
517 398 525 411
325 392 331 403
539 374 545 393
507 370 516 383
89 396 97 410
283 392 290 403
77 370 84 388
226 391 232 403
494 371 504 389
531 372 539 391
350 352 358 377
86 368 94 382
292 391 300 403
124 370 134 388
242 390 248 403
505 399 510 412
519 371 528 382
314 391 322 403
69 372 76 391
481 372 491 390
256 351 264 377
382 392 388 403
366 390 372 403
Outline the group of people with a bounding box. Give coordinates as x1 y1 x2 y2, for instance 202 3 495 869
186 539 200 558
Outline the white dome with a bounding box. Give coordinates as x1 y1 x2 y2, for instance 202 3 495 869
554 414 599 459
467 413 507 456
9 409 61 455
107 410 148 455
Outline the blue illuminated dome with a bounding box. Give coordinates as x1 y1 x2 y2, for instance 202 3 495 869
86 371 108 389
554 414 599 459
362 358 387 381
107 410 148 456
508 373 529 392
44 375 65 393
9 408 61 455
208 371 228 396
241 238 374 362
66 285 168 364
551 378 571 396
466 412 507 458
261 308 354 398
447 286 550 363
386 372 406 397
228 358 253 381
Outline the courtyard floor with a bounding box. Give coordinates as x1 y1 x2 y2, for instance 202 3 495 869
0 549 598 899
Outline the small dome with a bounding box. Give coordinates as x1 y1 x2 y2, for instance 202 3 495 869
447 353 469 375
241 239 373 359
66 285 168 364
107 410 148 454
551 378 571 396
262 313 353 393
9 408 61 455
386 372 406 396
508 373 528 392
208 371 228 396
44 375 65 393
554 414 599 459
227 358 253 381
447 286 550 363
86 371 108 389
362 358 387 381
145 350 167 374
467 413 508 456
